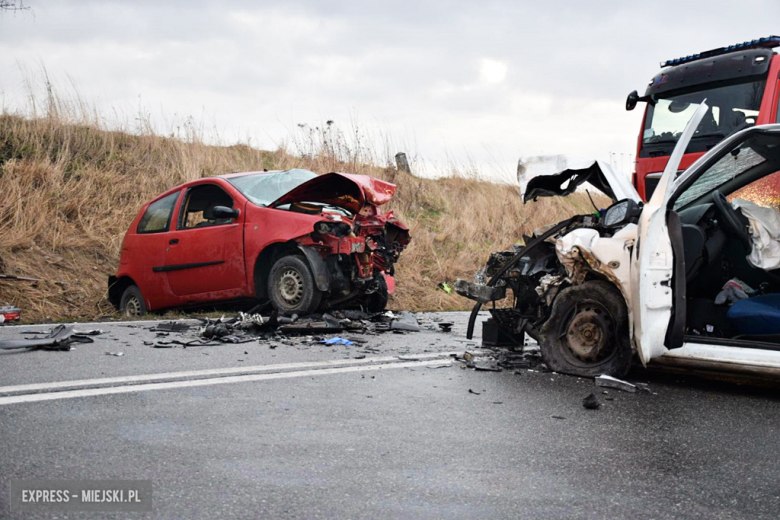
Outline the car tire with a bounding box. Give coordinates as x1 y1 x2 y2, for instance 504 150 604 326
539 280 632 378
268 255 322 316
119 285 148 318
366 274 389 313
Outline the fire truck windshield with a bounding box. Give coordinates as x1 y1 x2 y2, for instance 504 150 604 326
640 78 766 158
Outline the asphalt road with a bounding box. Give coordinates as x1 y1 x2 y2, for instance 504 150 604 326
1 312 779 519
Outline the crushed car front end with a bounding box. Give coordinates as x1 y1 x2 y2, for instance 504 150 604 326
457 160 642 378
266 172 411 313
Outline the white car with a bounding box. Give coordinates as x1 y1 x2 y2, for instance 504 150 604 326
458 102 780 379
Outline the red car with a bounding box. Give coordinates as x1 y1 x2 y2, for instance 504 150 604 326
108 169 411 317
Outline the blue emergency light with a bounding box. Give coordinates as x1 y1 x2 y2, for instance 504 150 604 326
660 36 780 68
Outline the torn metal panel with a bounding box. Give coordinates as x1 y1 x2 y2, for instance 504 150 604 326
555 227 635 307
453 280 507 304
595 374 636 392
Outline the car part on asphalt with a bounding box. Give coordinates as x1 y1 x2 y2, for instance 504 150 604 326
154 322 192 333
438 322 454 332
594 375 639 393
582 393 601 410
0 325 95 351
389 311 421 332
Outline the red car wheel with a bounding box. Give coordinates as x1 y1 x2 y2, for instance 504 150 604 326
268 255 322 315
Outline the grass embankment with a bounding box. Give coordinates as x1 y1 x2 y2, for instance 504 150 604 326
0 112 597 322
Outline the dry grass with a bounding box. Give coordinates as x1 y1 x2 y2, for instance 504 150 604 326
0 98 597 322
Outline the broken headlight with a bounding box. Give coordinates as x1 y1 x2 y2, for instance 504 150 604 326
314 221 333 234
314 221 351 237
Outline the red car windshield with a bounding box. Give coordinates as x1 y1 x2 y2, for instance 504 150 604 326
227 169 318 206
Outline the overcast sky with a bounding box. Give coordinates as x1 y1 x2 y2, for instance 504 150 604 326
2 1 780 179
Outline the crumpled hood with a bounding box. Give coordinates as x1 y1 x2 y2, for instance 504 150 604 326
270 172 397 213
518 156 640 204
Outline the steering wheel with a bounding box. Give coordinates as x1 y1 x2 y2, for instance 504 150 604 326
712 190 752 250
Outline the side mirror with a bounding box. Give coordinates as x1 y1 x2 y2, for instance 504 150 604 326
602 199 642 228
211 206 240 219
626 90 639 111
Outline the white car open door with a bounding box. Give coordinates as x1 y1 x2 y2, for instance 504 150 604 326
631 103 710 365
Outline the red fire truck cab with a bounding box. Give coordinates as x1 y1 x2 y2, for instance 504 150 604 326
629 36 780 202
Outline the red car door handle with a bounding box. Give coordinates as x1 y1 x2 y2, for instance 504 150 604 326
169 238 179 245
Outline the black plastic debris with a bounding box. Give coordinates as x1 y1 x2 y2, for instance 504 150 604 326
154 339 222 348
0 324 95 351
468 389 481 395
438 322 454 332
474 363 502 372
582 393 601 410
198 313 272 343
154 321 191 333
495 351 540 371
278 319 343 334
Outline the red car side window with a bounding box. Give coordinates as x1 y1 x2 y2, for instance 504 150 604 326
178 184 235 229
137 191 180 234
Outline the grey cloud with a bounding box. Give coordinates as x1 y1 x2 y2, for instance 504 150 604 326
3 0 780 176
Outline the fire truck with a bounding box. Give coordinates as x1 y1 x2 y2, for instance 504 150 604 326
628 36 780 204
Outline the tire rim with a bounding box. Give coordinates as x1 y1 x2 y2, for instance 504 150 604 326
278 268 305 305
564 301 615 362
124 295 143 317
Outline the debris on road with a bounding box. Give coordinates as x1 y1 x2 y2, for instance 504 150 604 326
105 351 124 357
582 393 601 410
595 375 640 393
0 324 96 351
153 321 192 333
474 363 502 372
321 337 354 346
438 322 454 332
389 312 421 332
468 389 481 395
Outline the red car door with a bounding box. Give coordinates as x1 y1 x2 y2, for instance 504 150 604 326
162 182 247 299
127 190 183 310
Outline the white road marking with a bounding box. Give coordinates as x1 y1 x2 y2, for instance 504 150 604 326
0 352 465 395
0 359 453 406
